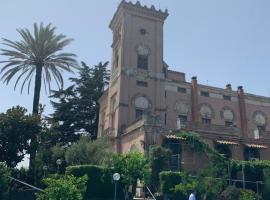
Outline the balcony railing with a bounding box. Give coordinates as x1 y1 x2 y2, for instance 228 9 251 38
183 122 241 137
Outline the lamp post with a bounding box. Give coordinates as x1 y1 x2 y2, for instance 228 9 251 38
56 159 62 173
42 165 48 177
113 173 120 200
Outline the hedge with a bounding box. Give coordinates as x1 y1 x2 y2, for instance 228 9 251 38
159 171 183 194
66 165 123 199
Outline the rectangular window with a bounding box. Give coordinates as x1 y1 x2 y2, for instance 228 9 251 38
136 80 148 87
202 118 211 125
223 95 231 101
225 121 233 127
200 91 210 97
178 115 188 128
257 125 266 134
135 109 144 119
177 87 187 94
137 55 148 69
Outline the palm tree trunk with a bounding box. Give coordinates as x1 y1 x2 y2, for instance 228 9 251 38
32 64 42 115
29 64 42 181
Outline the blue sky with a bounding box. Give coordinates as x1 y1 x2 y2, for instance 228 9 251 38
1 0 270 115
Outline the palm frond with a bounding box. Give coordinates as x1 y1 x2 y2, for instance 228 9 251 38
0 22 79 96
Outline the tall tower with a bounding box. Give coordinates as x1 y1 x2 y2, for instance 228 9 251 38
106 1 168 150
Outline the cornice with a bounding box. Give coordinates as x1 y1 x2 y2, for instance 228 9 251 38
110 0 168 30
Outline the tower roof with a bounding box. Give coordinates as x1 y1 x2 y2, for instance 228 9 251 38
109 0 169 30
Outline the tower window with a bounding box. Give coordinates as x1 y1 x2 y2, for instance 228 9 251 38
200 91 210 97
202 118 211 125
177 115 188 129
225 121 233 127
136 80 148 87
177 87 187 94
257 125 266 134
223 95 231 101
135 109 144 119
137 55 148 70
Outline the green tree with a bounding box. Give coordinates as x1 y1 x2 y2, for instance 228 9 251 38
109 152 150 199
36 175 88 200
65 136 112 165
0 23 78 171
0 106 41 167
0 162 11 200
150 146 171 191
49 61 109 143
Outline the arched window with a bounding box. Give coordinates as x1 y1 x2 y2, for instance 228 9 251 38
134 96 150 119
200 104 213 125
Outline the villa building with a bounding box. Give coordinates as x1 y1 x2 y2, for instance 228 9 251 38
98 0 270 171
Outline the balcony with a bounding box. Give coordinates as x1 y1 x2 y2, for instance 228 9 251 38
183 122 242 138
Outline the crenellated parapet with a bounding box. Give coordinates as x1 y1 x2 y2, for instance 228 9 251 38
110 0 169 30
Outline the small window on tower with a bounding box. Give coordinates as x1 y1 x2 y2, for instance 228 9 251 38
202 118 211 125
136 80 148 87
135 109 144 119
137 55 148 69
200 91 210 97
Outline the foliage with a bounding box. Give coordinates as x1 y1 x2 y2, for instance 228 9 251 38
172 172 198 198
0 106 41 167
0 162 11 200
108 152 151 197
65 136 112 165
35 143 66 179
66 165 118 199
159 171 197 200
220 186 241 200
159 171 182 194
196 163 226 200
49 61 109 143
174 131 226 164
239 189 257 200
263 168 270 199
0 23 78 114
36 175 87 200
149 146 172 191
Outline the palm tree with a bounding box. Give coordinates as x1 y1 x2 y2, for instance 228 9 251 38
0 23 78 114
0 23 78 174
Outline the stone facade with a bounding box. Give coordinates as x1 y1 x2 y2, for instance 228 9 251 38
98 0 270 171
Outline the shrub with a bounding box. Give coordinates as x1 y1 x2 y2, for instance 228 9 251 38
0 162 11 199
159 171 185 194
220 186 241 200
36 175 87 200
66 165 117 199
239 189 257 200
65 136 112 165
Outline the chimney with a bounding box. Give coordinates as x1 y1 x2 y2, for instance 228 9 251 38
226 84 232 91
191 76 199 123
237 86 248 137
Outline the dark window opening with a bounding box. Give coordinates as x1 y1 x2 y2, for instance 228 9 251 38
201 91 210 97
244 147 260 161
137 55 148 69
178 115 188 128
177 87 187 94
135 109 144 119
202 118 211 125
257 125 266 135
165 113 167 125
223 95 231 101
136 80 148 87
225 121 233 127
215 143 232 159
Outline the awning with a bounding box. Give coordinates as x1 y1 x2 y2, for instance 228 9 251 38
245 144 268 149
165 134 186 140
216 140 239 145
